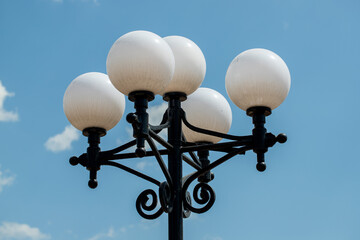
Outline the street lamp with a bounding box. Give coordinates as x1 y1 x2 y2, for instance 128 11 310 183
63 30 290 240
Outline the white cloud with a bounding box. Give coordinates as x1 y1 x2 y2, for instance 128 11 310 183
88 227 114 240
0 81 18 122
148 102 168 142
45 125 80 153
148 102 167 125
0 167 15 193
203 235 223 240
283 21 290 31
87 222 159 240
0 222 50 240
136 161 154 171
82 0 100 5
52 0 100 4
118 227 127 233
125 127 133 140
139 219 159 231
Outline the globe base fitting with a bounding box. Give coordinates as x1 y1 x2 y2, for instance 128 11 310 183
82 127 107 137
246 106 272 117
128 91 155 102
163 92 187 102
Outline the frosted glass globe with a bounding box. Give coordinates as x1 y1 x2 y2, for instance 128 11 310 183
182 88 232 143
225 48 291 111
106 30 175 95
63 72 125 131
160 36 206 96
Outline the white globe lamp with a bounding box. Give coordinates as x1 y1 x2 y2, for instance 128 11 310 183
161 36 206 97
106 30 175 96
63 72 126 134
182 88 232 143
225 48 291 112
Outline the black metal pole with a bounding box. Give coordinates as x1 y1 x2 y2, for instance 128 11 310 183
167 94 184 240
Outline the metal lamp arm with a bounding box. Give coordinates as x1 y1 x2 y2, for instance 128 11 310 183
182 154 202 170
148 129 173 150
181 109 252 141
181 139 253 153
149 109 170 133
145 136 173 189
149 129 201 170
100 160 161 186
100 139 137 157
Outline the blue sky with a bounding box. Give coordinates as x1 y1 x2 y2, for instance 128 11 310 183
0 0 360 239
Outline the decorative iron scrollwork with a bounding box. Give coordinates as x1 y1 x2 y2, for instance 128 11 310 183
183 191 192 218
159 182 173 213
136 189 164 220
183 182 216 214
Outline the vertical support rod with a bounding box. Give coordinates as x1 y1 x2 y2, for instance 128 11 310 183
252 111 266 164
167 95 183 240
87 131 100 188
197 150 214 183
247 107 271 172
134 97 149 157
83 127 106 189
128 91 154 157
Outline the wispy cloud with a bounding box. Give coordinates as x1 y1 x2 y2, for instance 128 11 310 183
138 219 159 231
45 125 80 153
81 0 100 5
0 81 18 122
88 227 114 240
136 161 154 171
88 221 158 240
67 221 163 240
203 235 223 240
0 222 50 240
148 102 167 126
0 167 15 193
51 0 100 4
148 102 168 141
125 127 133 140
283 21 290 31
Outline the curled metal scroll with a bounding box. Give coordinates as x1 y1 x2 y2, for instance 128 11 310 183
183 191 192 218
183 181 216 214
159 182 173 213
136 189 164 220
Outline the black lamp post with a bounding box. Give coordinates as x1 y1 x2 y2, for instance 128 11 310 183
63 31 290 240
